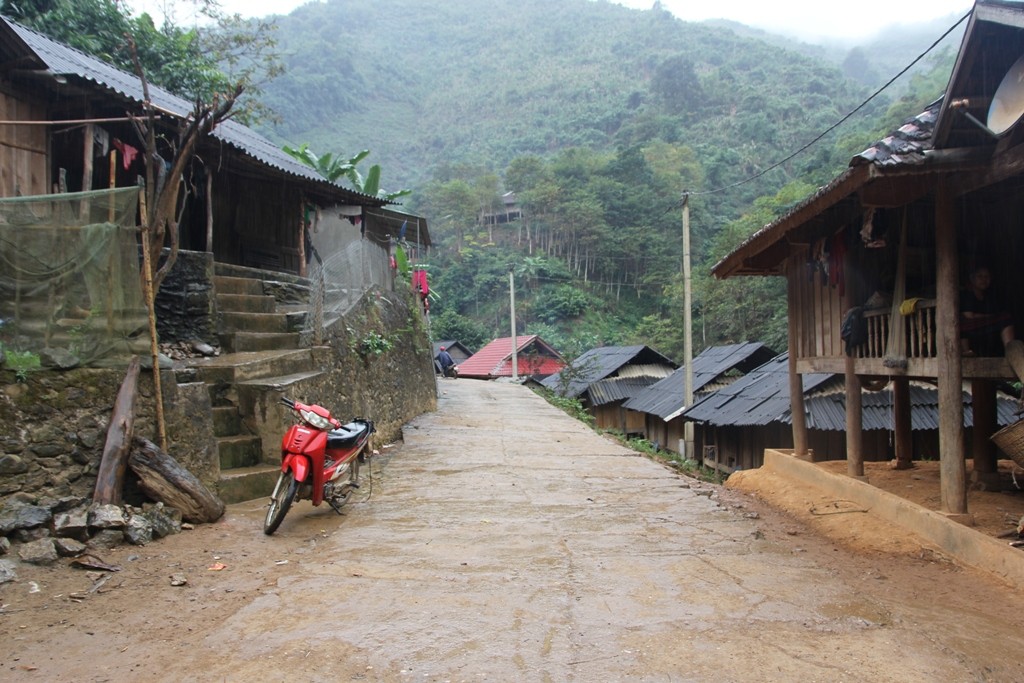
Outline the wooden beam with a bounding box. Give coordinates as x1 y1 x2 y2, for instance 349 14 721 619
845 353 864 477
935 179 967 516
892 377 913 470
970 379 998 480
787 263 809 459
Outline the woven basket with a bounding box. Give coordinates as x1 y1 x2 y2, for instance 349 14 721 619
991 418 1024 468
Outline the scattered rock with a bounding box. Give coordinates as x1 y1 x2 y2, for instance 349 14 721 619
170 573 188 586
15 527 50 543
39 347 80 369
143 503 182 539
87 529 124 549
0 454 29 475
0 536 10 555
191 340 217 356
18 537 58 565
54 537 87 557
0 501 52 535
124 514 153 546
88 504 126 530
54 507 90 541
0 558 16 583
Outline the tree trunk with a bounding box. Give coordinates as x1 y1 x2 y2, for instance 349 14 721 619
129 437 225 523
93 356 141 505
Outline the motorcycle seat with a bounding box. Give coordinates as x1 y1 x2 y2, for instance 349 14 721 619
327 422 368 449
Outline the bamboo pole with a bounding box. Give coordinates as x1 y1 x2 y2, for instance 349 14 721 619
138 187 167 451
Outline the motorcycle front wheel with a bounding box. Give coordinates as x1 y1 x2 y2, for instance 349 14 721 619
263 471 299 535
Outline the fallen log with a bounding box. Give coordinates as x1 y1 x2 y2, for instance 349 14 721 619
93 355 141 505
129 437 225 523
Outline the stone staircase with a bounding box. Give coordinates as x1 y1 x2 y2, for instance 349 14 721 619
177 264 325 505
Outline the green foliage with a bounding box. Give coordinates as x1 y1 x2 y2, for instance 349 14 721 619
358 331 394 357
3 0 281 121
281 144 410 200
0 344 41 382
532 386 595 428
430 310 490 351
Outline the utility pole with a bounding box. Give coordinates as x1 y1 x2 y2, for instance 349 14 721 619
509 265 519 381
682 193 694 461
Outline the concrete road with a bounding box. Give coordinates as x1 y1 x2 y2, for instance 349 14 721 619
5 379 1024 682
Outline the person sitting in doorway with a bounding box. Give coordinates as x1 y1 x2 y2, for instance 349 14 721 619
960 265 1016 357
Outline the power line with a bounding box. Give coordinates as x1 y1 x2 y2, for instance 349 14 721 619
683 9 972 201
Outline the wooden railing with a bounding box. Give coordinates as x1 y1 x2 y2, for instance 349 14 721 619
857 299 936 360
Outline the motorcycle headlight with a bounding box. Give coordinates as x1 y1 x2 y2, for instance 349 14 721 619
300 408 332 430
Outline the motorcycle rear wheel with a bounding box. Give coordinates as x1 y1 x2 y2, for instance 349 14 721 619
263 471 299 535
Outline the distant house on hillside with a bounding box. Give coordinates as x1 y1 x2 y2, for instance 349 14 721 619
681 353 1020 473
541 345 676 431
458 335 565 380
622 342 776 453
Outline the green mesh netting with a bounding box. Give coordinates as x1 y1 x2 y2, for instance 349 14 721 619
0 187 148 369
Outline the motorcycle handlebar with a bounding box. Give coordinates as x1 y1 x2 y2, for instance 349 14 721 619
280 397 296 409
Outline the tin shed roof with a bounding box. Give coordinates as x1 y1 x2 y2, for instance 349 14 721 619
682 353 1018 430
622 342 777 420
541 345 677 397
458 335 565 379
0 17 382 203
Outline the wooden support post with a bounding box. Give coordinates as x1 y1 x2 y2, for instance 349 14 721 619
935 179 968 516
892 376 913 470
787 263 809 459
205 170 213 253
971 379 999 489
845 353 864 477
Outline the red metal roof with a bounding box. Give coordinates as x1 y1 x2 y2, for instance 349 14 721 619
458 335 566 379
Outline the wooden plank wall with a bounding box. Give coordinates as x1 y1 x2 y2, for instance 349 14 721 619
788 245 846 360
0 89 48 197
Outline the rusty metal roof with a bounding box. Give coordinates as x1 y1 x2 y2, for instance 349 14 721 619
0 18 382 203
622 342 777 420
458 335 566 379
540 345 677 398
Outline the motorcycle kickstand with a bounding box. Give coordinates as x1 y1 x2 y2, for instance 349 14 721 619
326 482 359 515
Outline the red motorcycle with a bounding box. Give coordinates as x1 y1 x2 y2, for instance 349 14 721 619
264 397 375 535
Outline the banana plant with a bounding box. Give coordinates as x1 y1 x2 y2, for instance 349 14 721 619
282 143 411 201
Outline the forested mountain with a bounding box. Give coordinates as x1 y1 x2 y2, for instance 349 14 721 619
256 0 957 360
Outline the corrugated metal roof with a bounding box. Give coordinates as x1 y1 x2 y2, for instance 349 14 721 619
2 18 381 202
586 376 660 406
683 353 1020 430
458 335 565 379
540 345 676 397
622 342 777 419
799 385 1020 431
680 352 835 426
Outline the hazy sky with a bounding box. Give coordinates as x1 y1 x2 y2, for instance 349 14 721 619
130 0 976 42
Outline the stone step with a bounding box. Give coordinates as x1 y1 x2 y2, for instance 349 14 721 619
236 369 326 391
220 311 289 334
218 465 281 505
213 275 263 296
222 331 301 353
212 405 242 437
183 349 317 384
216 292 277 314
218 434 263 470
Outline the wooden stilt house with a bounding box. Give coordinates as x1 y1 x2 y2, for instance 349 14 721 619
712 0 1024 518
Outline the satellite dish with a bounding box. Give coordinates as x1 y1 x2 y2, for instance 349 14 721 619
988 53 1024 135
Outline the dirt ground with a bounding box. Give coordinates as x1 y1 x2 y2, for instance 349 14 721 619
728 458 1024 557
4 380 1024 681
